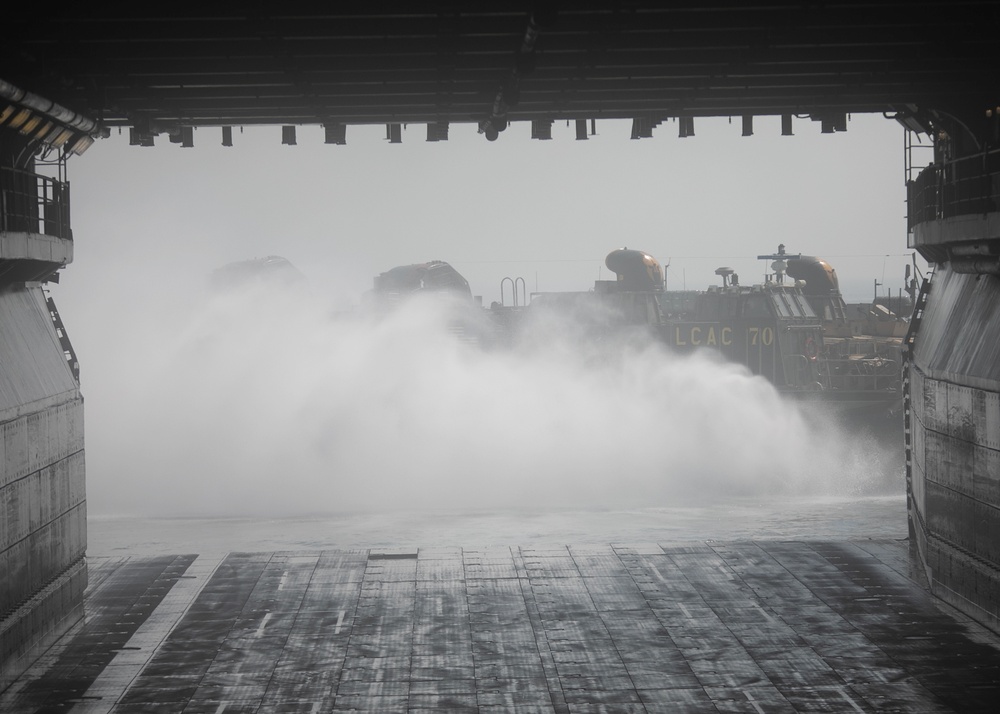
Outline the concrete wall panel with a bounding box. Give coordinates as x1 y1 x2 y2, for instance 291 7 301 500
925 482 976 553
909 263 1000 632
919 371 943 434
2 420 29 486
975 499 1000 566
0 558 86 692
976 559 1000 625
976 446 1000 506
944 382 975 441
0 433 84 549
0 502 86 612
987 390 1000 450
2 400 83 491
914 383 1000 566
930 430 976 497
0 283 87 691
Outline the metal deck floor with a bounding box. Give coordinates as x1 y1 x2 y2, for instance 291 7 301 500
4 540 1000 713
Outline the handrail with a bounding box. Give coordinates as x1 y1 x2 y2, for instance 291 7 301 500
500 277 514 306
514 276 526 307
500 276 527 307
906 147 1000 231
0 167 72 241
816 356 900 392
781 353 814 388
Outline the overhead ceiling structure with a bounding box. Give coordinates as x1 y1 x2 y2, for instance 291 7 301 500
2 2 999 145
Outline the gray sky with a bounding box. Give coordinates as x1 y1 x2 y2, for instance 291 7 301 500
58 113 915 312
51 113 916 516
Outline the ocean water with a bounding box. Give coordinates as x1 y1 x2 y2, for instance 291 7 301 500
87 494 907 556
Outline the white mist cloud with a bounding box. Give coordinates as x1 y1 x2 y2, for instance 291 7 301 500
82 280 900 517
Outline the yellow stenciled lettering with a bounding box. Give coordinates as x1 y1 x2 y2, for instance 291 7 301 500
706 327 717 346
675 326 686 346
690 326 701 345
749 327 759 345
721 327 732 346
762 327 774 346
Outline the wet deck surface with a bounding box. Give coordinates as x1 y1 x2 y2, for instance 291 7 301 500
5 539 1000 713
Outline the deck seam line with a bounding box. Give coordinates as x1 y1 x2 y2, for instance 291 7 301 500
513 545 570 714
405 552 418 710
180 553 272 712
706 541 839 711
662 543 751 707
760 541 884 710
76 553 212 713
732 542 856 698
258 553 323 709
334 549 368 702
461 547 482 713
571 545 647 712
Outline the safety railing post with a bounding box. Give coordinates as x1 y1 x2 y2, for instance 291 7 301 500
0 167 72 241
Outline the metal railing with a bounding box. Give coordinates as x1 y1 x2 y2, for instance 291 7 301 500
500 276 526 307
817 357 901 393
906 148 1000 231
0 167 72 240
782 353 816 389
